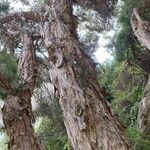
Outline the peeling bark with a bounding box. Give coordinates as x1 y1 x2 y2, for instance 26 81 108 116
41 0 132 149
2 33 42 150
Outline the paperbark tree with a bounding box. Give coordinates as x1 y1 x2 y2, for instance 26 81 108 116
41 0 132 149
1 33 42 150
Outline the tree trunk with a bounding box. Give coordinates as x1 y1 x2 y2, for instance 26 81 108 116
2 89 42 150
137 76 150 135
1 33 42 150
131 8 150 51
131 8 150 135
41 0 131 149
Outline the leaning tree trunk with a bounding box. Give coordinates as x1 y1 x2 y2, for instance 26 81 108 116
41 0 131 149
137 76 150 135
2 33 42 150
131 8 150 136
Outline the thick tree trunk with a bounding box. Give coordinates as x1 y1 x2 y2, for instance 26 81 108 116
1 33 42 150
41 0 131 149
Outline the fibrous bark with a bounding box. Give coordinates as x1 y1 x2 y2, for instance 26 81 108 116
1 33 42 150
41 0 131 149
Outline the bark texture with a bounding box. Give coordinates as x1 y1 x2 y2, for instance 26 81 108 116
2 33 42 150
131 8 150 51
41 0 131 149
2 90 41 150
131 9 150 135
137 76 150 135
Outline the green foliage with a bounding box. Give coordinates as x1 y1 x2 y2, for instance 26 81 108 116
100 61 145 125
63 142 72 150
0 52 17 82
94 0 150 148
112 0 150 61
99 60 150 149
0 133 7 150
0 89 7 99
37 117 70 150
0 51 18 98
127 127 150 150
34 89 70 150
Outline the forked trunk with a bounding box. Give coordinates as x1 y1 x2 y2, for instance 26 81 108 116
2 33 42 150
41 0 132 149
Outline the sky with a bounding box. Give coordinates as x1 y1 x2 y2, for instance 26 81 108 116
9 0 30 11
94 33 114 63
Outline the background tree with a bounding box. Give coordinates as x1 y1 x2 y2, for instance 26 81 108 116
99 0 150 149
